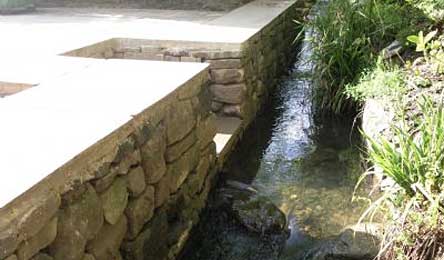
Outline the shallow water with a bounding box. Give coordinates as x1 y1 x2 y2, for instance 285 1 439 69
183 7 368 259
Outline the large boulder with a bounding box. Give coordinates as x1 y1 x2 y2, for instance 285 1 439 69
304 223 382 260
221 180 288 235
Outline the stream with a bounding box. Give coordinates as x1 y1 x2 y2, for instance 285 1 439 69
182 5 369 259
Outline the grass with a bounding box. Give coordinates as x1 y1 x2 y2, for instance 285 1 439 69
345 61 406 103
359 96 444 259
407 0 444 21
366 96 444 196
306 0 427 113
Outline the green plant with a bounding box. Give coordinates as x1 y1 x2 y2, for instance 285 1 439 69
307 0 422 113
366 96 444 197
406 0 444 21
356 96 444 259
345 61 406 103
407 31 444 74
407 30 437 60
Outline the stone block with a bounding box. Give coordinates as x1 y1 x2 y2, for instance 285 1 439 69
100 178 128 225
116 149 141 175
166 144 199 194
30 254 53 260
140 45 164 53
166 221 193 259
208 59 241 69
195 83 212 118
140 125 167 184
177 72 206 101
113 139 135 164
210 69 244 84
125 186 155 239
163 55 180 62
50 184 103 260
121 228 150 260
196 114 217 150
191 50 241 60
121 47 141 53
222 104 242 118
211 101 223 112
17 217 57 260
186 155 211 195
9 190 61 244
92 168 118 193
126 166 146 197
210 84 246 104
86 216 127 260
121 211 168 260
164 48 189 57
181 56 202 63
125 52 164 61
166 100 196 145
154 174 170 208
0 224 19 259
81 254 95 260
165 131 197 163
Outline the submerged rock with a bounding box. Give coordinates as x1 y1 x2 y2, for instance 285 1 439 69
219 180 288 235
232 195 287 235
304 223 382 260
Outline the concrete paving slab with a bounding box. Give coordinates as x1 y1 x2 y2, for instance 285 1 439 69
0 59 208 207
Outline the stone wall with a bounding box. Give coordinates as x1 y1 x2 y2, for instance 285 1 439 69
35 0 252 11
240 1 306 125
0 68 219 260
0 2 310 259
64 0 308 124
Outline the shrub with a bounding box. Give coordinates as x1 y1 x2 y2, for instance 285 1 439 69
307 0 424 113
361 96 444 259
345 62 406 103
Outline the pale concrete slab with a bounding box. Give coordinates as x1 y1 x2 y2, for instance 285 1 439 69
215 116 242 154
0 59 208 207
209 0 296 28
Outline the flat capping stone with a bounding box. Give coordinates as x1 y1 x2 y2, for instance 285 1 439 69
0 59 209 210
0 81 34 97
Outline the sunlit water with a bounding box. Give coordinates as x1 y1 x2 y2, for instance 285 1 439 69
183 6 369 260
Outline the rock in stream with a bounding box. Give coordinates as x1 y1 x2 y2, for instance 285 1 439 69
303 223 382 260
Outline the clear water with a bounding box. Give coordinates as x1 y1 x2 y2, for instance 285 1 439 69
183 8 369 260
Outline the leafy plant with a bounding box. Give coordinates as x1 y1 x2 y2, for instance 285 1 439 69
307 0 422 113
407 30 437 60
357 96 444 259
345 61 406 103
366 96 444 197
407 31 444 74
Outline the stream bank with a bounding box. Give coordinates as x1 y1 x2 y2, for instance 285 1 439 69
181 10 373 258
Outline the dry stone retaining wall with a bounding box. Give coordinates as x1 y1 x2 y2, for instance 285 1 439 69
0 68 219 260
0 2 309 259
64 0 307 124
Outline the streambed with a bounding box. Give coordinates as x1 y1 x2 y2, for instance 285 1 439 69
182 6 369 259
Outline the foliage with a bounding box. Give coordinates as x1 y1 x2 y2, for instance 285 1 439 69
359 96 444 259
406 0 444 21
345 61 406 103
306 0 424 114
407 31 444 74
